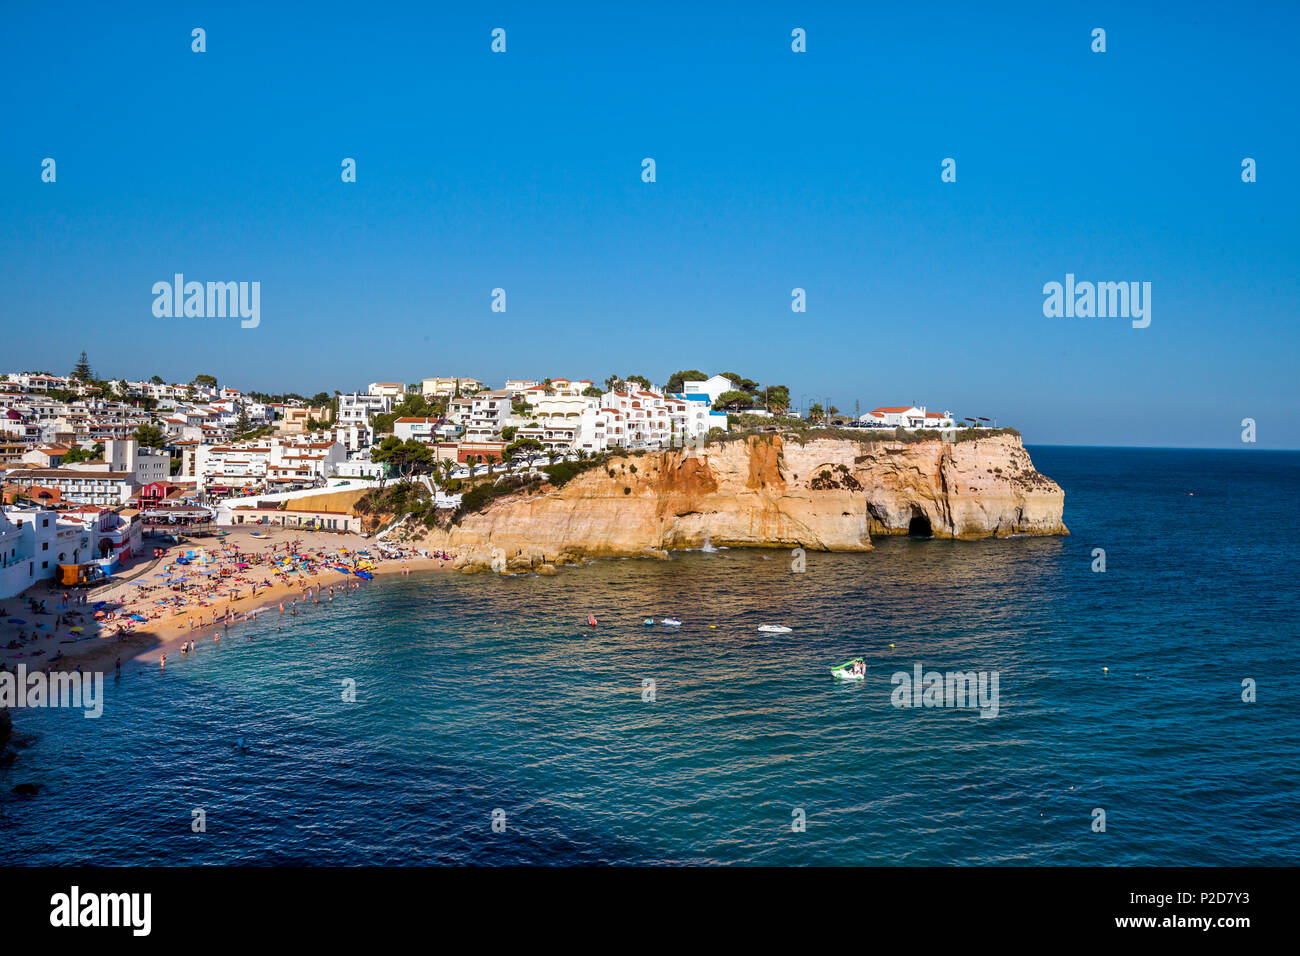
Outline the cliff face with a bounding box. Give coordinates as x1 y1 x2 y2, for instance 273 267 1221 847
410 434 1066 571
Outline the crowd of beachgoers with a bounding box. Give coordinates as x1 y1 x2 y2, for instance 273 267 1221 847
0 528 457 674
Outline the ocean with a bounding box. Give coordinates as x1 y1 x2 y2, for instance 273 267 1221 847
2 446 1297 865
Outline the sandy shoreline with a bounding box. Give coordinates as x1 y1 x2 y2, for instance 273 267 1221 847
0 527 454 676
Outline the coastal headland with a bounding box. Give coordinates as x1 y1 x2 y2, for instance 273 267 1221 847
406 433 1067 572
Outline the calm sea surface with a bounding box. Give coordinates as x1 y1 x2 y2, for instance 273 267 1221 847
2 446 1297 865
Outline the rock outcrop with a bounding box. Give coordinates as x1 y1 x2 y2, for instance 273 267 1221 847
410 434 1066 571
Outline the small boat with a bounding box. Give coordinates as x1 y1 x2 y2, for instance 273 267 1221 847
588 614 598 627
757 624 792 633
832 658 866 681
642 618 654 626
661 617 682 627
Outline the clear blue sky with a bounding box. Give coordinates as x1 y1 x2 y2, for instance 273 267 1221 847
3 1 1297 448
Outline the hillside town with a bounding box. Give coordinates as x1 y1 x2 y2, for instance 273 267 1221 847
0 354 977 600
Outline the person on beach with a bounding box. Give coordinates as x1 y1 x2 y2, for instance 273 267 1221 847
160 654 166 670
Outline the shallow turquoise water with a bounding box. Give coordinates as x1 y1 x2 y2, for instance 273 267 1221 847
2 447 1297 865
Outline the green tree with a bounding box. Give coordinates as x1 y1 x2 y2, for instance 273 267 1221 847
150 374 166 385
713 389 754 411
71 351 93 381
665 369 707 393
63 443 103 464
134 423 168 449
625 374 652 390
232 404 253 439
371 436 433 484
506 437 544 459
716 372 755 392
581 385 602 398
765 385 791 413
373 393 433 434
438 458 456 487
808 402 825 423
193 374 218 389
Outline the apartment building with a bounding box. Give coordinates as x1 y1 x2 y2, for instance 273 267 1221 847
4 468 135 506
465 391 511 441
194 438 346 493
0 505 92 599
338 392 391 427
420 377 483 398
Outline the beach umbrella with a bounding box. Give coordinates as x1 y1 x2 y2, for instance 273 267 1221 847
7 618 26 624
70 626 84 632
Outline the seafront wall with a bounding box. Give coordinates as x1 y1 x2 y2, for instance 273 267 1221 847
404 434 1068 572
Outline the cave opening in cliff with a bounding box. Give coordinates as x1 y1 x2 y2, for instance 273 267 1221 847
908 512 933 537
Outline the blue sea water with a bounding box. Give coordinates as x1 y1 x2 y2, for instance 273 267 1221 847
2 446 1297 865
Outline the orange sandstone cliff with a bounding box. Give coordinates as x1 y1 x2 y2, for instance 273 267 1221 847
405 433 1067 571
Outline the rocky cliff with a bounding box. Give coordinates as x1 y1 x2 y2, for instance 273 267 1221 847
408 434 1066 571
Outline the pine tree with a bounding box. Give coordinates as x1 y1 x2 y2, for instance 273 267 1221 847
72 350 93 381
233 404 252 438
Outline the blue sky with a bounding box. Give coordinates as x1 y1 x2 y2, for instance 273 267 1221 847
2 1 1297 448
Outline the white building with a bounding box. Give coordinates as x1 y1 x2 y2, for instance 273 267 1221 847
60 505 144 565
860 406 954 429
5 468 136 506
194 438 346 493
682 374 739 405
0 505 92 599
76 438 170 485
307 423 371 454
339 392 391 427
420 377 482 398
393 417 442 442
465 391 512 441
335 450 388 480
368 382 407 399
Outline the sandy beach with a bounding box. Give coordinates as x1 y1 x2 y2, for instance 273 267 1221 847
0 527 456 675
